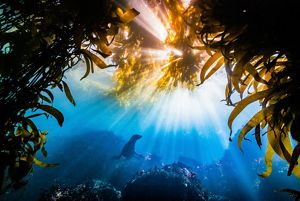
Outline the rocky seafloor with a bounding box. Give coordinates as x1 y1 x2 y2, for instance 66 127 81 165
38 163 228 201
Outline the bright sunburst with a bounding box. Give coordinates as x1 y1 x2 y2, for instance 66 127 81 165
76 0 230 140
112 0 208 97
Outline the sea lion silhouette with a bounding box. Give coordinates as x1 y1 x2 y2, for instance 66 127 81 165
112 134 143 159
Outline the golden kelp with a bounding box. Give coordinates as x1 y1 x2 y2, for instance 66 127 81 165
0 0 138 191
197 0 300 177
111 0 209 103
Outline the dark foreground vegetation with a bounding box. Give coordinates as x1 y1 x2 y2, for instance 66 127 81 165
1 0 300 195
0 0 138 192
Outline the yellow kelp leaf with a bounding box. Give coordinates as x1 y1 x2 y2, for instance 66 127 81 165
224 82 234 106
107 24 119 36
244 63 268 85
228 89 270 133
116 8 140 23
225 85 230 98
98 41 112 58
38 105 64 126
263 71 272 82
33 158 58 168
62 81 76 106
240 74 253 96
251 68 267 92
91 37 112 58
39 94 52 103
268 127 291 162
290 163 300 178
81 54 91 80
231 53 252 93
20 126 31 138
267 127 300 177
258 143 275 178
20 156 33 162
255 124 262 149
252 79 259 93
256 74 271 92
23 118 39 136
223 26 247 42
41 146 47 158
15 126 22 136
41 89 54 103
288 143 300 176
203 57 224 81
238 105 274 151
200 51 222 83
81 49 107 69
279 136 292 163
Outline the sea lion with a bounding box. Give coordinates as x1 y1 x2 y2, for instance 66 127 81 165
112 134 143 159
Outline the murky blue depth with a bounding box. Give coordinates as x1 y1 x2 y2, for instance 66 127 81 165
3 70 299 201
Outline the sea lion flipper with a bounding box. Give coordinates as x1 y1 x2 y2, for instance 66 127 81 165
134 153 144 159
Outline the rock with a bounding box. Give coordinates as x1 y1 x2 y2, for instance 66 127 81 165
38 180 121 201
121 162 219 201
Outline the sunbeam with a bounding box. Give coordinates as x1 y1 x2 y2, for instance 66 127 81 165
71 0 232 142
130 0 169 42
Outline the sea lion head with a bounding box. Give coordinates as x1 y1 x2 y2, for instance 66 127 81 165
132 134 142 140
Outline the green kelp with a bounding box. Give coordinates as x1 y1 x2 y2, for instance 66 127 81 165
0 0 138 192
196 0 300 177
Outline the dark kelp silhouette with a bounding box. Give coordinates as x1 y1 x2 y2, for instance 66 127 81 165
0 0 138 192
112 134 143 159
114 0 300 178
1 0 300 196
195 0 300 178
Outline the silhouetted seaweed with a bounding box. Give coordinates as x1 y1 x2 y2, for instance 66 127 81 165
2 0 300 197
0 0 138 192
197 0 300 178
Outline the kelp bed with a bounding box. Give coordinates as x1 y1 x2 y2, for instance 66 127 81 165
0 0 138 191
1 0 300 195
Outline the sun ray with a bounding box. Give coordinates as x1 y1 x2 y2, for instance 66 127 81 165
129 0 169 42
77 0 229 138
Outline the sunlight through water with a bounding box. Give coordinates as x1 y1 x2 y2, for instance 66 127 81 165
79 0 230 137
130 0 168 42
63 0 240 163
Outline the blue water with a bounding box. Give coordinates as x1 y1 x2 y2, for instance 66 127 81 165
2 70 299 201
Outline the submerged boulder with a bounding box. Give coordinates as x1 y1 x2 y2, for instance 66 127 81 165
38 163 226 201
38 180 121 201
122 162 220 201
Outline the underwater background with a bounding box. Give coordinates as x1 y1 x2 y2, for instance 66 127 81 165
2 0 300 200
1 66 299 201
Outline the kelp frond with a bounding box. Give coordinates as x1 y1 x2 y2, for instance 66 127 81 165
197 0 300 177
0 0 138 192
